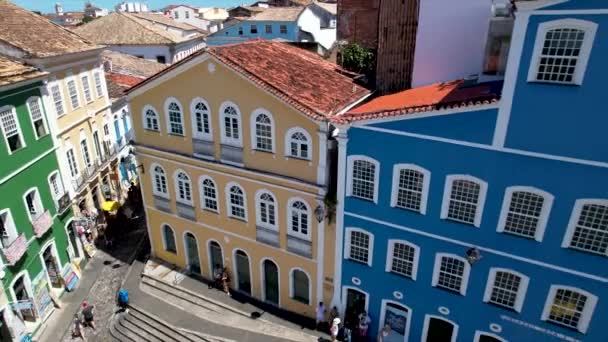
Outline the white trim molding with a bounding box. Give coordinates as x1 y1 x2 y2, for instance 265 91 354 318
527 19 598 86
164 97 185 136
284 127 313 160
441 175 488 227
420 315 458 342
340 286 369 318
346 155 380 203
390 163 430 214
483 267 530 313
474 331 507 342
219 101 243 147
0 209 18 249
25 96 49 140
231 248 252 294
182 230 200 272
207 239 224 277
497 186 554 242
287 197 312 241
385 239 420 280
431 253 471 296
173 169 194 206
0 105 26 155
198 175 220 214
378 300 412 342
150 162 170 199
142 104 161 132
225 181 248 222
562 198 608 256
250 108 276 153
161 223 178 254
289 267 312 305
541 285 598 334
255 189 279 230
190 97 212 141
344 227 374 267
260 257 281 306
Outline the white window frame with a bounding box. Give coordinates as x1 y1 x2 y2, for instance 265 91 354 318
142 105 160 132
562 198 608 256
173 169 193 205
527 19 598 86
164 97 185 136
80 135 92 168
151 163 169 199
541 285 598 334
80 72 93 103
65 75 81 110
287 197 311 240
26 96 48 140
161 223 178 254
250 108 275 153
289 267 311 305
385 239 420 280
284 127 312 160
219 101 243 147
199 176 219 213
0 105 26 154
64 142 79 178
47 170 65 201
483 267 529 313
344 227 374 267
390 163 430 214
255 189 278 230
431 253 471 296
346 155 380 203
190 97 212 141
23 187 44 221
49 80 65 117
0 208 19 249
225 182 248 221
93 70 105 98
441 175 488 227
497 186 554 242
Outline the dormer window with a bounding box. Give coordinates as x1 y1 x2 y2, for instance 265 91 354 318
528 19 598 85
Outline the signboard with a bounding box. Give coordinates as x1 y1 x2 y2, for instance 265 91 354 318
384 304 407 336
32 271 53 319
61 263 79 291
32 211 53 238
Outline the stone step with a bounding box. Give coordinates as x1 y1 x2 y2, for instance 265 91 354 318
118 315 158 342
112 313 145 342
110 314 137 342
127 306 194 342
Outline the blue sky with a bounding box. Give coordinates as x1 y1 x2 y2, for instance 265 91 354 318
12 0 246 13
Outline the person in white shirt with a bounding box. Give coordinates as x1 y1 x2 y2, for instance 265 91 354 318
316 301 326 330
330 317 340 342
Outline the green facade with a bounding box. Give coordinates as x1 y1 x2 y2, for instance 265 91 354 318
0 81 73 300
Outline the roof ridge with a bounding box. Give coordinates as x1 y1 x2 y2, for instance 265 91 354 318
119 12 175 44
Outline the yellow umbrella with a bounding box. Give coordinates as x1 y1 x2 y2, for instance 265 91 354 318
101 201 120 212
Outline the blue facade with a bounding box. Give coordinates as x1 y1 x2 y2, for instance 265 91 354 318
206 21 298 46
337 3 608 342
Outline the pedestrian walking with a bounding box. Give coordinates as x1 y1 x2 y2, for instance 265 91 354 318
221 266 230 295
81 301 96 330
330 317 340 342
315 301 326 331
71 314 86 341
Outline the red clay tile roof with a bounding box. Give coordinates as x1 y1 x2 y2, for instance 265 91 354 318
129 39 371 120
0 56 47 87
335 79 502 123
106 72 146 100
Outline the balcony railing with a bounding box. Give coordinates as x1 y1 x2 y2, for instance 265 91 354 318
256 226 279 247
193 138 214 159
55 193 71 215
220 144 243 165
153 195 171 213
2 233 27 266
287 235 312 258
176 202 196 221
32 210 53 238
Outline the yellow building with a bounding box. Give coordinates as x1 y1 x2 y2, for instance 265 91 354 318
127 39 370 317
0 3 122 262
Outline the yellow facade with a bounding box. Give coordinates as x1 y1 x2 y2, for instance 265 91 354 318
129 55 338 317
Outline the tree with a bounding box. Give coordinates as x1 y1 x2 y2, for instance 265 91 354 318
82 15 94 24
339 43 375 75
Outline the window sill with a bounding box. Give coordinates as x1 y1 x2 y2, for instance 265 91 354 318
389 270 414 280
443 217 479 228
202 208 219 214
252 148 274 155
392 204 424 214
152 193 170 200
347 258 370 266
348 195 376 203
168 132 185 137
143 128 160 133
527 80 581 87
284 155 311 162
228 215 247 223
292 297 310 305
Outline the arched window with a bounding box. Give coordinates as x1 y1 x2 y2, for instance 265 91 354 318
529 19 598 85
347 156 379 203
432 253 471 296
226 183 247 221
256 191 276 229
220 102 242 146
26 97 48 139
200 177 218 212
191 99 212 140
441 175 488 227
391 164 430 214
0 106 25 153
143 106 160 131
285 127 311 160
483 268 529 313
386 239 420 280
162 224 177 253
562 199 608 256
152 165 168 197
290 268 310 304
497 187 553 241
174 171 192 204
289 199 310 239
251 110 274 152
165 99 184 135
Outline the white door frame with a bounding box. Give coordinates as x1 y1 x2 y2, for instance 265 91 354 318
340 286 370 318
182 231 200 273
474 331 507 342
64 218 84 260
39 239 62 289
206 239 224 278
378 299 412 342
232 248 252 294
420 314 458 342
260 257 281 306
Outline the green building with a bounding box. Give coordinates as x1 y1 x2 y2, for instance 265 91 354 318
0 56 75 340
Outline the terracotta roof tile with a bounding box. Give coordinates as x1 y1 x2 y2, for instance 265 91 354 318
0 56 47 87
129 40 370 120
101 51 167 78
0 2 98 58
247 7 304 21
106 72 145 100
335 79 502 123
131 12 206 33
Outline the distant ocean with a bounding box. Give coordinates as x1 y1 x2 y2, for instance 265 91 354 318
12 0 247 14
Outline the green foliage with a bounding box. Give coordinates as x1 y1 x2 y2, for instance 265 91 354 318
82 15 94 24
340 43 375 75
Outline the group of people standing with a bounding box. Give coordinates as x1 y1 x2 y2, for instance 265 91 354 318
317 302 391 342
209 264 231 295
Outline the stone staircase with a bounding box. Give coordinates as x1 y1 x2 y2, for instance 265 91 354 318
109 305 227 342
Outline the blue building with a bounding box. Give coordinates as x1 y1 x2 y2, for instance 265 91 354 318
331 1 608 341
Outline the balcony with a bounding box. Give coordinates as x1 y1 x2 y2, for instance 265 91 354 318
193 138 214 159
124 129 134 143
153 195 171 213
86 163 98 180
220 144 243 165
71 172 86 193
32 210 53 238
256 226 279 247
287 235 312 258
176 202 196 221
2 233 27 266
55 193 71 215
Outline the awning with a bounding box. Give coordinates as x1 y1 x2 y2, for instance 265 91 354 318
101 201 120 212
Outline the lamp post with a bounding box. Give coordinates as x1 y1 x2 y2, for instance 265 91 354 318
314 204 325 223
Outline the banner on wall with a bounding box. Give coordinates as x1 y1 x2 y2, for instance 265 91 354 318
61 263 79 292
385 305 407 336
32 271 53 320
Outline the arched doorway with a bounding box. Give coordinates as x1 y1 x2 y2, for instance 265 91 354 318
343 287 368 331
262 259 279 305
208 241 223 276
379 300 411 342
11 274 36 322
422 315 458 342
41 243 62 288
234 250 251 295
184 233 200 274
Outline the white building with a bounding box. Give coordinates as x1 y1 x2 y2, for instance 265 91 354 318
115 1 149 13
163 5 211 31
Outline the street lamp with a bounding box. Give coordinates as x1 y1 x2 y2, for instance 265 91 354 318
314 204 325 223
